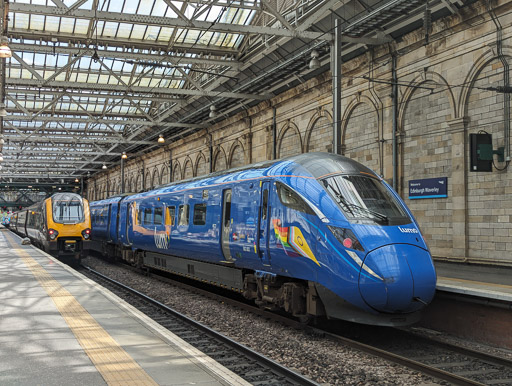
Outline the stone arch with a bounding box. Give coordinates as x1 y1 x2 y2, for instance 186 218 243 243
135 172 143 192
341 95 380 172
151 167 160 188
212 146 227 172
160 164 170 185
172 161 182 182
195 152 208 177
459 47 512 117
145 170 152 190
399 71 456 256
228 140 245 168
399 70 457 128
182 157 194 179
462 49 512 260
304 108 333 153
128 175 134 193
277 121 302 158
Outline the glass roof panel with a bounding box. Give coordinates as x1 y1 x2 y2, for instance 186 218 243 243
29 14 46 30
131 24 147 40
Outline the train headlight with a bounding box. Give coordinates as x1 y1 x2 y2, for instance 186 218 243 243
82 228 91 240
48 229 58 240
327 226 364 252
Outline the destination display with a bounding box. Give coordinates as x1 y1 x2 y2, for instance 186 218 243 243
408 177 448 199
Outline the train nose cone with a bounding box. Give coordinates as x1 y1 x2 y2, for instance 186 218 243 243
358 244 436 313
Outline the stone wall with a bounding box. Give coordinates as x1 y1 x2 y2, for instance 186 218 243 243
87 0 512 265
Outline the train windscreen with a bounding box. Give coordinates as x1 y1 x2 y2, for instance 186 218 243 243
322 175 411 225
52 193 85 224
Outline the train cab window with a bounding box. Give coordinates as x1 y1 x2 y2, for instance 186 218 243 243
154 207 163 224
165 206 176 226
178 205 189 226
143 208 152 225
193 203 207 226
276 182 314 215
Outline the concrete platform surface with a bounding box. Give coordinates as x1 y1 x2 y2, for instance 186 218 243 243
435 260 512 303
0 227 250 386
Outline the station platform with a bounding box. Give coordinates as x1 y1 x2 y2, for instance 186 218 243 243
0 226 250 386
435 260 512 303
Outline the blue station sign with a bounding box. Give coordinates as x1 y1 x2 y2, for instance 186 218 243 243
408 177 448 199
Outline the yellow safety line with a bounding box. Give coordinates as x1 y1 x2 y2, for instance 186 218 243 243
438 276 512 290
3 232 157 386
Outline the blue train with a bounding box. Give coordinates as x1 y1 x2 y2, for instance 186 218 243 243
89 152 436 326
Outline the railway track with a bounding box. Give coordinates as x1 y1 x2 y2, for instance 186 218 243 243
80 265 320 386
83 260 512 385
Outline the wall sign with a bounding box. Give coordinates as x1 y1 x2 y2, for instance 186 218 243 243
408 177 448 199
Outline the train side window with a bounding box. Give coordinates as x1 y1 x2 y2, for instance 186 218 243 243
143 208 152 225
276 182 315 215
178 205 189 226
193 203 207 225
165 206 176 226
154 207 163 224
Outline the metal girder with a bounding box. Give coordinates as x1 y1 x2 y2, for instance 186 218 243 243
1 149 122 156
7 159 111 165
9 43 241 69
4 113 205 128
8 78 270 100
5 88 184 104
9 3 332 41
3 135 154 145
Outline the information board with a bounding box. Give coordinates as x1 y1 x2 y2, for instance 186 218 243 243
408 177 448 199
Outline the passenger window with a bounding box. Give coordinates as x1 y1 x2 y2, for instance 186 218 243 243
143 208 152 225
165 206 176 226
154 207 163 224
277 183 314 215
178 205 189 226
193 203 207 225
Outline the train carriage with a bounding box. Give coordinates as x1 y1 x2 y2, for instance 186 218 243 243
90 153 437 326
12 192 91 262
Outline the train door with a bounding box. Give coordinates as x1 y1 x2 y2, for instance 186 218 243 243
126 203 133 246
106 204 113 242
258 181 271 265
221 189 232 261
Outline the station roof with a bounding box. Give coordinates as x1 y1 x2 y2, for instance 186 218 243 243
0 0 470 187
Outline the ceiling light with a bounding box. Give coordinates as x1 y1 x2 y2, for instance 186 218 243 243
74 178 79 183
0 154 3 162
102 163 107 169
209 105 218 118
158 135 165 144
0 36 12 58
0 103 6 117
121 152 127 159
309 49 320 70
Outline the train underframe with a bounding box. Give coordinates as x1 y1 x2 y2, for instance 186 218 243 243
115 248 327 319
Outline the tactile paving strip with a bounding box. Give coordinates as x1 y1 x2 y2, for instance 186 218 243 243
4 231 157 386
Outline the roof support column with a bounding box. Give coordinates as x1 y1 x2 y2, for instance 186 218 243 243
332 19 342 155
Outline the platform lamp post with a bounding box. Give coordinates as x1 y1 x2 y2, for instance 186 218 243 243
121 152 127 194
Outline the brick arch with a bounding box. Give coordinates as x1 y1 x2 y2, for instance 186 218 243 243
135 172 143 192
228 140 245 168
212 146 227 172
195 152 208 177
277 121 302 158
127 175 134 192
304 108 332 153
